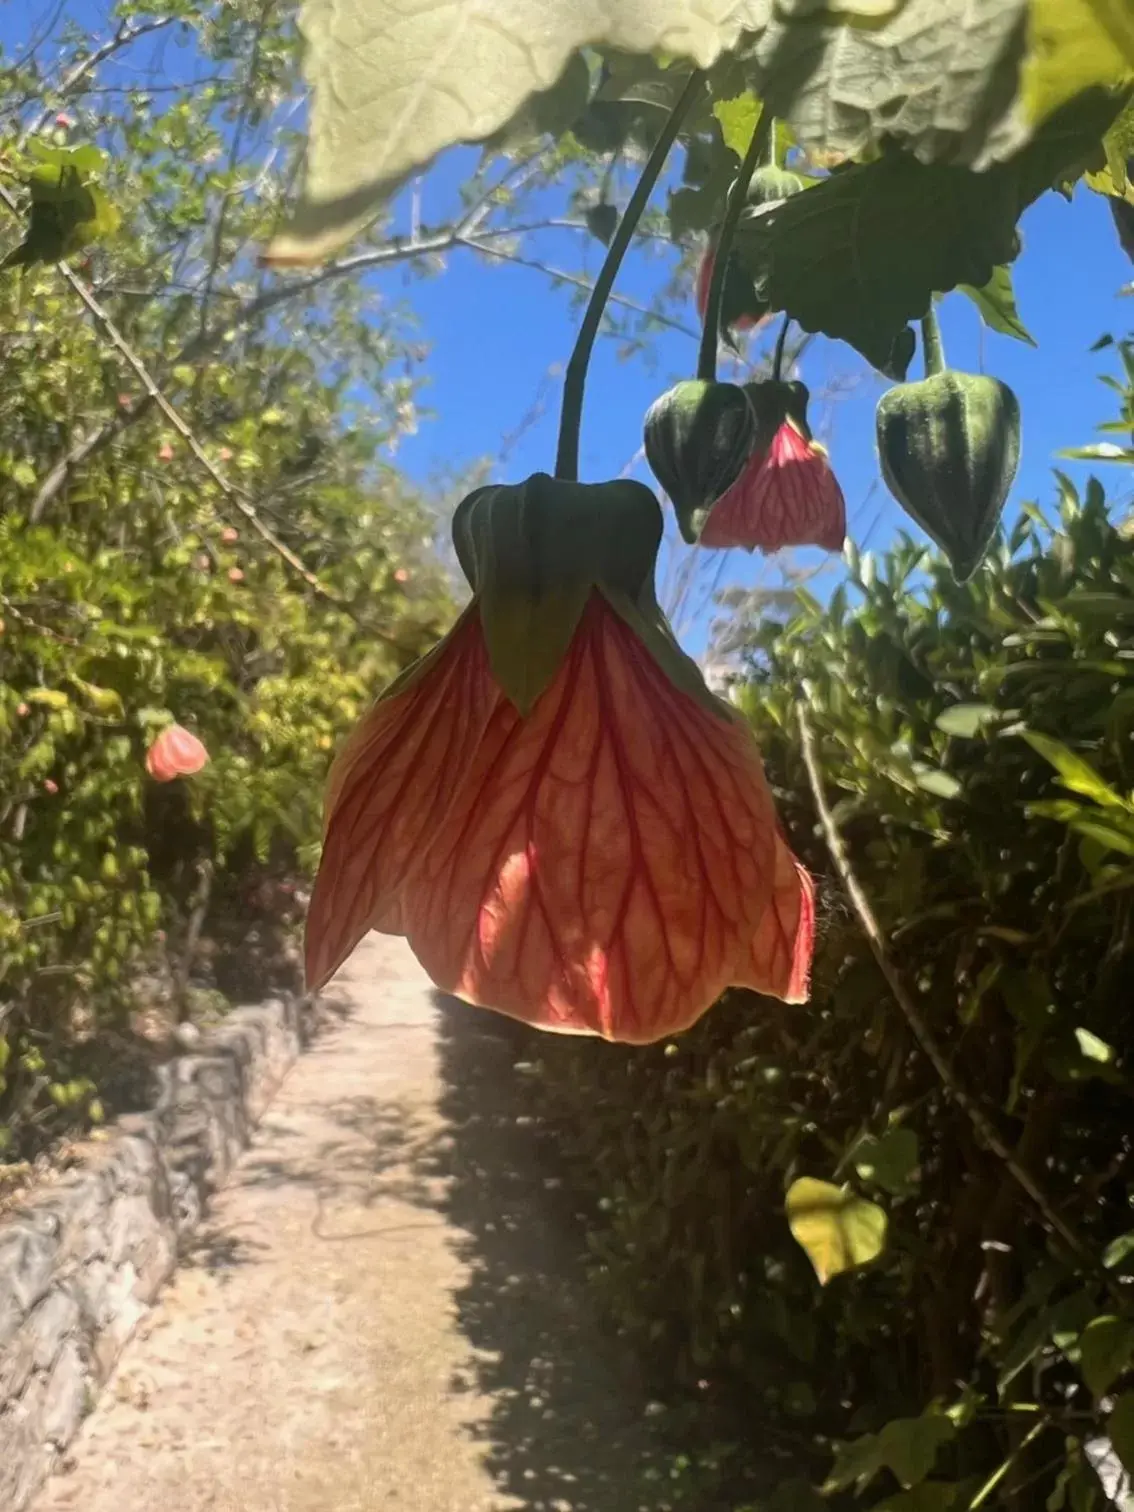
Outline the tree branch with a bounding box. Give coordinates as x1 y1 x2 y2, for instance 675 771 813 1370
457 237 699 339
18 16 176 145
796 702 1125 1308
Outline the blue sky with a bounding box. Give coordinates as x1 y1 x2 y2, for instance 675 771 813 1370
389 167 1134 642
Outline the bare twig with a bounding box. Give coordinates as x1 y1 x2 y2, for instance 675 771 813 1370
796 702 1125 1307
27 214 689 520
457 236 699 339
194 2 273 343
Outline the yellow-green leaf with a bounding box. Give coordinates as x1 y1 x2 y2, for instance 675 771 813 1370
786 1177 888 1284
1023 0 1133 128
1020 729 1125 807
1085 0 1134 67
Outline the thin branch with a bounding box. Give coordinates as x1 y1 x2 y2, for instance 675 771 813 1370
0 185 411 644
796 702 1126 1309
17 16 177 145
27 214 692 520
457 237 700 339
194 1 273 343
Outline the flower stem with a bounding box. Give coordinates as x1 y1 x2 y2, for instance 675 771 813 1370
771 311 791 382
555 71 704 482
920 305 946 377
696 109 774 384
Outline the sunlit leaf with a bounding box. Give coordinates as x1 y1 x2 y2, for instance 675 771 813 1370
786 1177 887 1284
268 0 771 263
1023 0 1133 127
1020 729 1125 806
935 702 1001 737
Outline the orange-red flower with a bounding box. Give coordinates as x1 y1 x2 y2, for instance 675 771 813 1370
700 401 846 555
146 724 209 782
695 241 766 336
305 474 814 1044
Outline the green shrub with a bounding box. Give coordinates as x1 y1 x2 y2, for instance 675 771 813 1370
519 472 1134 1509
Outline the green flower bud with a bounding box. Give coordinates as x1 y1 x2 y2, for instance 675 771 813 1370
643 379 757 543
875 371 1021 583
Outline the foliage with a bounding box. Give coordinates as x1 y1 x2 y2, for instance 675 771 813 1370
511 461 1134 1508
0 1 459 1156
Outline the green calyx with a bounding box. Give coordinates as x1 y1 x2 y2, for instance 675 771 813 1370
745 163 807 208
452 472 663 714
744 378 812 444
644 379 757 544
875 370 1021 584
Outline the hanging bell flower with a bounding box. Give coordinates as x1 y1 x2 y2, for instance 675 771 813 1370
305 472 814 1043
146 723 209 782
695 236 767 337
699 380 846 554
643 379 757 543
875 311 1021 583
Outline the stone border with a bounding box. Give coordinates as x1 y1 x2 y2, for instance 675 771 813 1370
0 991 313 1512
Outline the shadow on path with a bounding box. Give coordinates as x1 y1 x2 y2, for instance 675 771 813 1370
421 993 708 1512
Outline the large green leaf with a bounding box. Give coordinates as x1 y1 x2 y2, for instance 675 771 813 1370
734 154 1018 372
267 0 772 263
734 91 1123 372
786 1177 887 1284
747 0 1031 171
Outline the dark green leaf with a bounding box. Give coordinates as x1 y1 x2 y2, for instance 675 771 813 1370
584 202 619 245
1079 1315 1134 1396
1108 1393 1134 1475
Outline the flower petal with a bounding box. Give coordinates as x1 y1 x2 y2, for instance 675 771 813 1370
402 595 811 1042
305 608 499 991
700 420 846 553
145 724 209 782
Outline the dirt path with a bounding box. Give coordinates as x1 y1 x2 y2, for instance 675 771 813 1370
33 936 682 1512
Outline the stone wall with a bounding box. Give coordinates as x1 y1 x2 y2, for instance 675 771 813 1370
0 993 310 1512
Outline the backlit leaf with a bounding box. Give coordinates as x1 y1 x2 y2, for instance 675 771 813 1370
747 0 1030 171
268 0 771 263
1020 730 1125 806
956 265 1037 345
1023 0 1133 127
